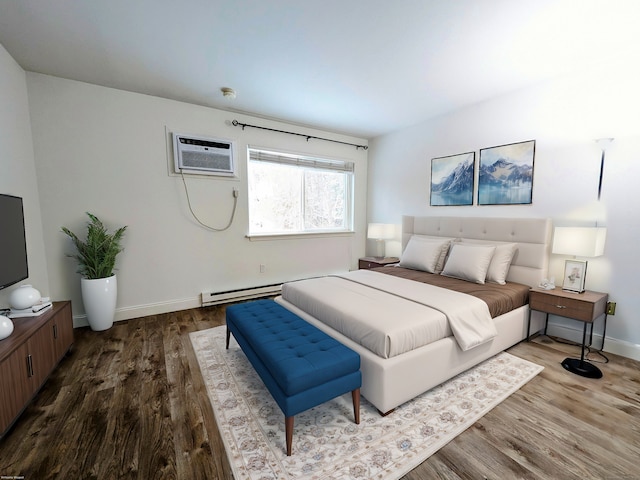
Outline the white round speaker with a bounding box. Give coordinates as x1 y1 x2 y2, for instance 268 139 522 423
9 284 41 310
0 315 14 341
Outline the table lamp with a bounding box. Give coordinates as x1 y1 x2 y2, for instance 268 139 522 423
367 223 395 258
552 226 606 292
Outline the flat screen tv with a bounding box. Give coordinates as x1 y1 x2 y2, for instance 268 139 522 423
0 194 29 291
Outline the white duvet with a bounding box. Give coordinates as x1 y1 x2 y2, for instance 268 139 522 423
281 269 497 358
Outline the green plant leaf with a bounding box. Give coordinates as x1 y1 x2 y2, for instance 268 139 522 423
61 213 127 279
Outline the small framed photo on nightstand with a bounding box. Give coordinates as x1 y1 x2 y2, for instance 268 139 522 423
562 259 587 293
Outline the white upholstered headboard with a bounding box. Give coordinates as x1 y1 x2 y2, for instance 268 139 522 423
402 216 552 288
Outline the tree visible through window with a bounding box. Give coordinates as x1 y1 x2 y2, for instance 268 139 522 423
248 148 354 235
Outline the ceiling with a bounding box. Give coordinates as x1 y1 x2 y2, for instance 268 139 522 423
1 0 639 138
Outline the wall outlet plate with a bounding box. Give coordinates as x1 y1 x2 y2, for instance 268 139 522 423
606 301 616 315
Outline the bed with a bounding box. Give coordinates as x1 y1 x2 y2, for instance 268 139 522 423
275 215 552 414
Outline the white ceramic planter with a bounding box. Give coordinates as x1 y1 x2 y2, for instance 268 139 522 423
81 275 117 331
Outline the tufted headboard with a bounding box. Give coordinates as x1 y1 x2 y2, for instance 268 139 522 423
402 215 552 288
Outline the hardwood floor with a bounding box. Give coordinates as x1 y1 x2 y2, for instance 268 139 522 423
0 304 638 479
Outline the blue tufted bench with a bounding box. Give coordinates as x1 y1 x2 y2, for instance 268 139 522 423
226 299 361 456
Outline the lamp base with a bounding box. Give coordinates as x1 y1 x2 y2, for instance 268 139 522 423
374 239 385 258
561 357 603 379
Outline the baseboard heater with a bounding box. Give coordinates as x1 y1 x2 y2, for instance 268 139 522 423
201 283 282 307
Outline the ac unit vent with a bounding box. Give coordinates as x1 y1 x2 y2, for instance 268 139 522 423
173 133 236 177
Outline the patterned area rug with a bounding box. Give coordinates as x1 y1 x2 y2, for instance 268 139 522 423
190 326 543 480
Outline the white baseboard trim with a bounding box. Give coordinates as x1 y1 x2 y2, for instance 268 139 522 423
72 296 201 329
545 323 640 362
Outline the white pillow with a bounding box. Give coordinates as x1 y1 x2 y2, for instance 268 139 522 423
412 235 455 273
399 237 451 273
485 243 517 284
458 240 518 285
441 244 496 284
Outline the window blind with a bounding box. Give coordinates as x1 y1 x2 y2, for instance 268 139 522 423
249 149 354 173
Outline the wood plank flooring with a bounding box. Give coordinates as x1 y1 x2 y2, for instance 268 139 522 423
0 304 638 479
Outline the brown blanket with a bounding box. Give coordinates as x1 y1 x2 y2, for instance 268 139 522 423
371 266 529 318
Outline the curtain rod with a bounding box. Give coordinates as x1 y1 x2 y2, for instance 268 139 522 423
231 119 368 150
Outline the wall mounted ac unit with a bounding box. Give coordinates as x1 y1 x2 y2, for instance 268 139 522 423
173 133 236 177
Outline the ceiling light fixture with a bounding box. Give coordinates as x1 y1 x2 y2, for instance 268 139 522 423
221 87 236 99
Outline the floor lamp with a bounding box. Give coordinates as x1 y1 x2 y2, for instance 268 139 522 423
596 138 613 200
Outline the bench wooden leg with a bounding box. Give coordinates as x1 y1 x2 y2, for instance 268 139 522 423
226 328 231 349
285 416 294 456
352 388 361 424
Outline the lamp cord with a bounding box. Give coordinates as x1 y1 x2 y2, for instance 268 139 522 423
586 346 609 364
180 170 237 231
545 334 610 364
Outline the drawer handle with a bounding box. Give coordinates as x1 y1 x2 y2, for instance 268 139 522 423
554 304 567 309
26 354 34 377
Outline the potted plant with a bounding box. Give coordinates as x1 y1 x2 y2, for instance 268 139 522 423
62 213 127 331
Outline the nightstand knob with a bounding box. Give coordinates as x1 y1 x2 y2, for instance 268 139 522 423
554 304 567 309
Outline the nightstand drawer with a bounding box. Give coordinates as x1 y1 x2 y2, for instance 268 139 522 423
529 290 605 322
359 259 379 269
359 257 399 270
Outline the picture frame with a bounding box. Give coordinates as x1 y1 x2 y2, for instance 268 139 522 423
430 152 475 206
478 140 535 205
562 259 587 293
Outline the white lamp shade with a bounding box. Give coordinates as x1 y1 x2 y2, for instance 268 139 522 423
596 138 614 151
552 227 606 257
367 223 395 240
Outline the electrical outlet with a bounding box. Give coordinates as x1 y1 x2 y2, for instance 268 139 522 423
606 301 616 315
232 187 239 198
259 264 266 273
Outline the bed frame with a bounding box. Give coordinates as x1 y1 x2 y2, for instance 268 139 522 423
276 215 552 414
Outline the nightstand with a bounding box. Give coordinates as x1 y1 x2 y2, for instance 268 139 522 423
527 287 608 379
358 256 399 269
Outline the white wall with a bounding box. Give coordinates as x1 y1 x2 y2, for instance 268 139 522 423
25 73 368 326
0 45 49 309
367 64 640 360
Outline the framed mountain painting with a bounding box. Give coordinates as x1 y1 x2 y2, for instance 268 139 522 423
430 152 475 206
478 140 535 205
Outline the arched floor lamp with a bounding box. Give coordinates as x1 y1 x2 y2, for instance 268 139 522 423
596 138 614 200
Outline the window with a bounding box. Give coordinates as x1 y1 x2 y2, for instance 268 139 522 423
248 148 354 236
